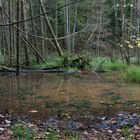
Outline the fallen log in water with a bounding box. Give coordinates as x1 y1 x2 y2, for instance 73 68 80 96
0 66 68 73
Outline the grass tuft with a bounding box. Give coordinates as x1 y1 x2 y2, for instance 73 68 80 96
103 61 127 71
90 57 127 71
122 65 140 83
32 55 63 69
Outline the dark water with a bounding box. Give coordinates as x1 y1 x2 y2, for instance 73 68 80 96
0 72 140 122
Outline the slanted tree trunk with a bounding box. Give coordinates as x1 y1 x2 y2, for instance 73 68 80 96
20 33 47 65
39 0 64 57
40 7 46 58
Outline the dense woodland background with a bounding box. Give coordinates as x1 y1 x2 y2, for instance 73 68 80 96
0 0 140 67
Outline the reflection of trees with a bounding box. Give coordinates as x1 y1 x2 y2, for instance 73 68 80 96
0 74 45 112
0 73 102 116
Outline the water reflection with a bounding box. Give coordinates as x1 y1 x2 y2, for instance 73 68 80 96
0 72 140 121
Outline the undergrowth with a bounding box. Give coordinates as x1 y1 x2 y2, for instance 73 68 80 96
121 65 140 83
11 122 81 140
90 56 127 71
90 57 140 83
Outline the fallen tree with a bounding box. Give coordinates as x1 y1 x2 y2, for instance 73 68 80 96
0 66 68 73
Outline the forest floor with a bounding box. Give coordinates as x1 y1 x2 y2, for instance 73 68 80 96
1 111 140 140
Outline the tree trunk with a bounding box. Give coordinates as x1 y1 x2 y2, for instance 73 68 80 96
0 0 2 8
97 0 104 56
55 0 58 38
72 2 78 53
29 0 40 64
40 7 46 58
16 0 20 75
121 0 130 64
21 0 30 66
65 0 71 54
39 0 64 57
8 0 13 65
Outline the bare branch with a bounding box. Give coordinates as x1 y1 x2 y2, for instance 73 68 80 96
0 0 84 26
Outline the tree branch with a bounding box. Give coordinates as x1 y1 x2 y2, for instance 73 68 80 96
0 0 84 26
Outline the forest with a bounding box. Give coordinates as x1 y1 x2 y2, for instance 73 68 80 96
0 0 140 139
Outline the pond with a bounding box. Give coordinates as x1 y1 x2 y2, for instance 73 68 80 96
0 72 140 122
